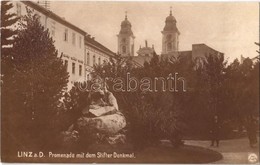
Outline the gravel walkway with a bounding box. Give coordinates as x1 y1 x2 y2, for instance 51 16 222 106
185 138 259 164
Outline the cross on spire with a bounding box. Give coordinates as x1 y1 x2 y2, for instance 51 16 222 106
125 11 128 20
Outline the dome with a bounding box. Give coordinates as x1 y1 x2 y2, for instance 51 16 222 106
163 10 179 33
166 14 176 22
121 18 131 26
119 15 133 35
165 10 176 23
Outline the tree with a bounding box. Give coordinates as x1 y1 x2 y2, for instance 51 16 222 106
1 1 19 75
203 54 227 118
93 53 189 149
1 1 19 161
3 9 69 153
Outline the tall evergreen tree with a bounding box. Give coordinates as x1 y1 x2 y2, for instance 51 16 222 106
3 9 69 153
1 1 19 75
203 54 227 117
1 1 19 161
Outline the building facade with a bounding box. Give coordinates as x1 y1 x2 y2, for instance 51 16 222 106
85 35 116 80
11 1 115 88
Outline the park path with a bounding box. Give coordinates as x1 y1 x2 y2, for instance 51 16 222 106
185 138 259 164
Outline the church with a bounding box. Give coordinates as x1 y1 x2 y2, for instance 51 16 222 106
117 9 224 67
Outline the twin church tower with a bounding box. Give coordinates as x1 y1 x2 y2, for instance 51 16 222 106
117 8 180 56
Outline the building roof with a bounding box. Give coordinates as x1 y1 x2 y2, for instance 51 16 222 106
23 1 116 58
85 36 116 58
192 43 224 55
22 1 86 35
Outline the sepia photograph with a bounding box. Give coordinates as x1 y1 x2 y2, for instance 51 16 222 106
1 1 259 164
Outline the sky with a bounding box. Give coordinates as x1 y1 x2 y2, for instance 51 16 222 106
50 2 259 62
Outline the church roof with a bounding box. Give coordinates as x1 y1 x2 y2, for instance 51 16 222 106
121 17 131 26
163 10 180 33
166 11 176 22
119 15 134 35
85 36 116 58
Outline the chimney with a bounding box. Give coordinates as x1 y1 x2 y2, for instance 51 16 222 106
145 40 148 47
37 1 50 10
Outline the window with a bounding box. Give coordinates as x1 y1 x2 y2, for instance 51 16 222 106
167 42 172 51
72 62 75 74
16 3 22 17
64 29 68 41
79 65 82 76
93 55 96 65
98 57 101 65
72 33 76 45
122 38 126 43
122 46 126 53
64 60 68 71
79 36 82 48
87 52 90 65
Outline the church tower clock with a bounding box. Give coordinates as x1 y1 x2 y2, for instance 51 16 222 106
117 12 135 56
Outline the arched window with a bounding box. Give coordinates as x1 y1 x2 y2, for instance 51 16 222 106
167 42 172 51
122 46 126 53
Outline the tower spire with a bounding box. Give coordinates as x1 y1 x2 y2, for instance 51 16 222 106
118 10 135 56
161 6 180 54
125 11 128 20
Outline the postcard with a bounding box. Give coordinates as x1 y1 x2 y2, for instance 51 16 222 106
1 1 259 164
